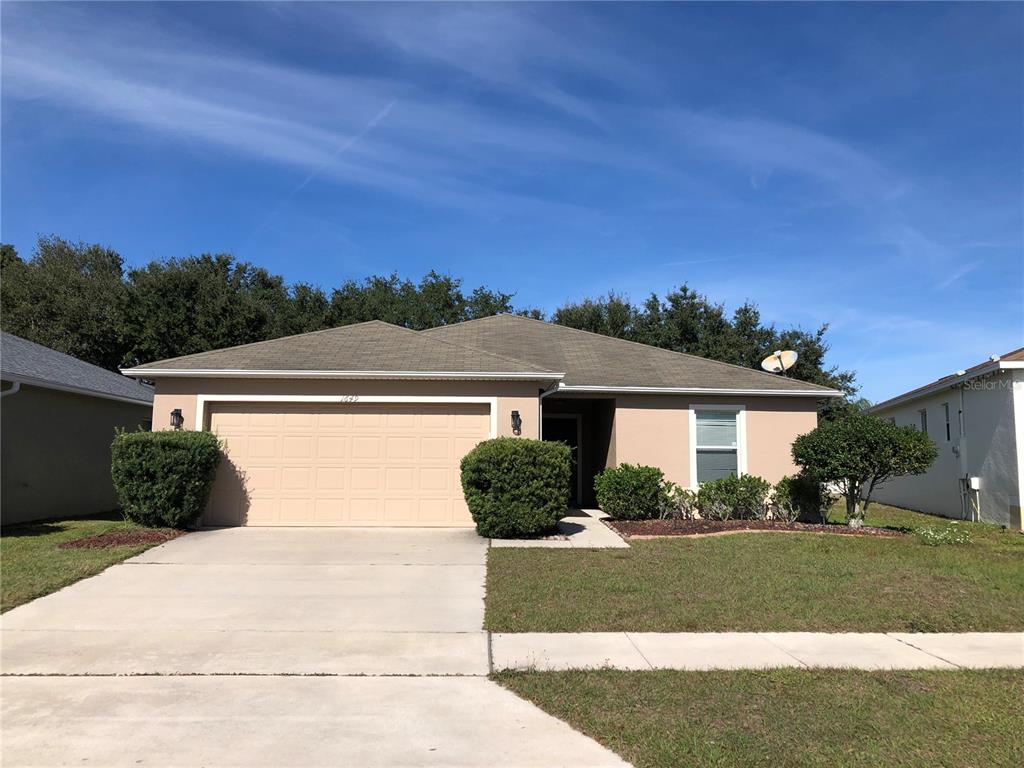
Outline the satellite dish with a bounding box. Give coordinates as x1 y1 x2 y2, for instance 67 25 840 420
761 349 798 374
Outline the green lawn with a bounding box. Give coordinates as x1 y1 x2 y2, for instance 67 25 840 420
497 668 1024 768
486 503 1024 632
1 515 173 612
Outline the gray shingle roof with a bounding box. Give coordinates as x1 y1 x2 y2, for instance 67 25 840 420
1 332 154 404
125 320 559 378
124 316 837 394
424 315 838 393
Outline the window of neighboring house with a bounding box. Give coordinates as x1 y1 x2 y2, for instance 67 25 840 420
889 417 896 425
694 409 741 484
918 408 928 434
942 403 951 441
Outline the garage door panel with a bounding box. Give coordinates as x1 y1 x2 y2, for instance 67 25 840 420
314 497 346 522
420 467 449 491
351 436 381 458
206 403 490 527
350 467 381 490
386 467 415 491
282 411 315 428
386 436 416 459
316 436 347 459
315 467 347 490
351 411 382 429
248 436 278 459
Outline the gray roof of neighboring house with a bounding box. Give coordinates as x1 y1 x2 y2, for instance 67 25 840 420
124 315 837 395
123 320 559 379
424 315 838 393
1 332 154 404
868 346 1024 412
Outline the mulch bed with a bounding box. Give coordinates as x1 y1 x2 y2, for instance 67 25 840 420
606 518 906 539
58 529 185 550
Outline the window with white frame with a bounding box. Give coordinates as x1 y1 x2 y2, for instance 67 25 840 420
942 403 951 441
918 408 928 434
694 409 741 483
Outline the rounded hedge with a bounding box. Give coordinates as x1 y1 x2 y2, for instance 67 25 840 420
460 437 571 538
111 430 222 528
593 463 665 520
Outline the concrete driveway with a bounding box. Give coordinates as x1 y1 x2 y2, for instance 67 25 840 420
1 528 626 767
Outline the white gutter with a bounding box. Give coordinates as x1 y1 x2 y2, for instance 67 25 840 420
120 368 564 381
0 381 21 398
868 359 1024 413
553 384 843 398
537 381 562 439
0 374 153 406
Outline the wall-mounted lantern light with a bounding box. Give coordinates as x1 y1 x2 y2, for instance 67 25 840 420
170 408 184 430
511 410 522 436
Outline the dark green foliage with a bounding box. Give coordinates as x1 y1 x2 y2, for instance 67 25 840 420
460 438 571 538
111 431 222 528
0 237 129 370
326 271 515 330
553 286 856 396
773 473 834 523
792 412 938 525
697 474 772 520
594 464 666 520
123 253 318 367
1 234 853 397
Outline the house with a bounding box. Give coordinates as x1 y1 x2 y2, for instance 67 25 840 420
1 332 155 525
867 348 1024 530
122 316 840 527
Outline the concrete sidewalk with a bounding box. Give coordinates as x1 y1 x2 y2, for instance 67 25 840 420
491 631 1024 671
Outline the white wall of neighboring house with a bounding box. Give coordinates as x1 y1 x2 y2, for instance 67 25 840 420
870 369 1022 529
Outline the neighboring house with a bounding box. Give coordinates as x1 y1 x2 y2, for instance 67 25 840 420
1 332 155 525
122 316 840 527
867 348 1024 530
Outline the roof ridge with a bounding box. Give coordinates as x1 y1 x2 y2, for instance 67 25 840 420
368 321 556 372
416 317 552 372
428 314 834 391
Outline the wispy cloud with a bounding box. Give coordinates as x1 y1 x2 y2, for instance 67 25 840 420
934 260 981 290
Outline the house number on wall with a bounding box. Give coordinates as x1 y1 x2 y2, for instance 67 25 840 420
339 395 360 403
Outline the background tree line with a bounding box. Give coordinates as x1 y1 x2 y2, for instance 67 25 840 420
0 236 857 400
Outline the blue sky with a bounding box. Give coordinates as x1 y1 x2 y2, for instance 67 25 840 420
2 2 1021 401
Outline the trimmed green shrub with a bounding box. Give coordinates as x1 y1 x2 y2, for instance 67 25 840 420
772 473 834 524
111 430 222 528
460 438 571 538
594 464 665 520
697 474 772 520
793 412 937 527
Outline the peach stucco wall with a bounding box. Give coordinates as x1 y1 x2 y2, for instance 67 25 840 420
610 394 819 487
151 378 820 489
151 378 541 439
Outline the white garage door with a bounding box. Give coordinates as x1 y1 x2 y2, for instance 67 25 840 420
205 402 490 526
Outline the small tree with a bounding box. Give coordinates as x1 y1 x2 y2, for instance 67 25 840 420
792 413 937 527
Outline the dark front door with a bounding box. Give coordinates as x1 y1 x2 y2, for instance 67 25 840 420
543 416 580 506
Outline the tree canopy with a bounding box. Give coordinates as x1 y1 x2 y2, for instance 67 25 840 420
1 235 857 399
792 412 937 526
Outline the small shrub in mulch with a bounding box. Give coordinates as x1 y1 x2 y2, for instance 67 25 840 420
606 518 906 539
58 529 185 550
